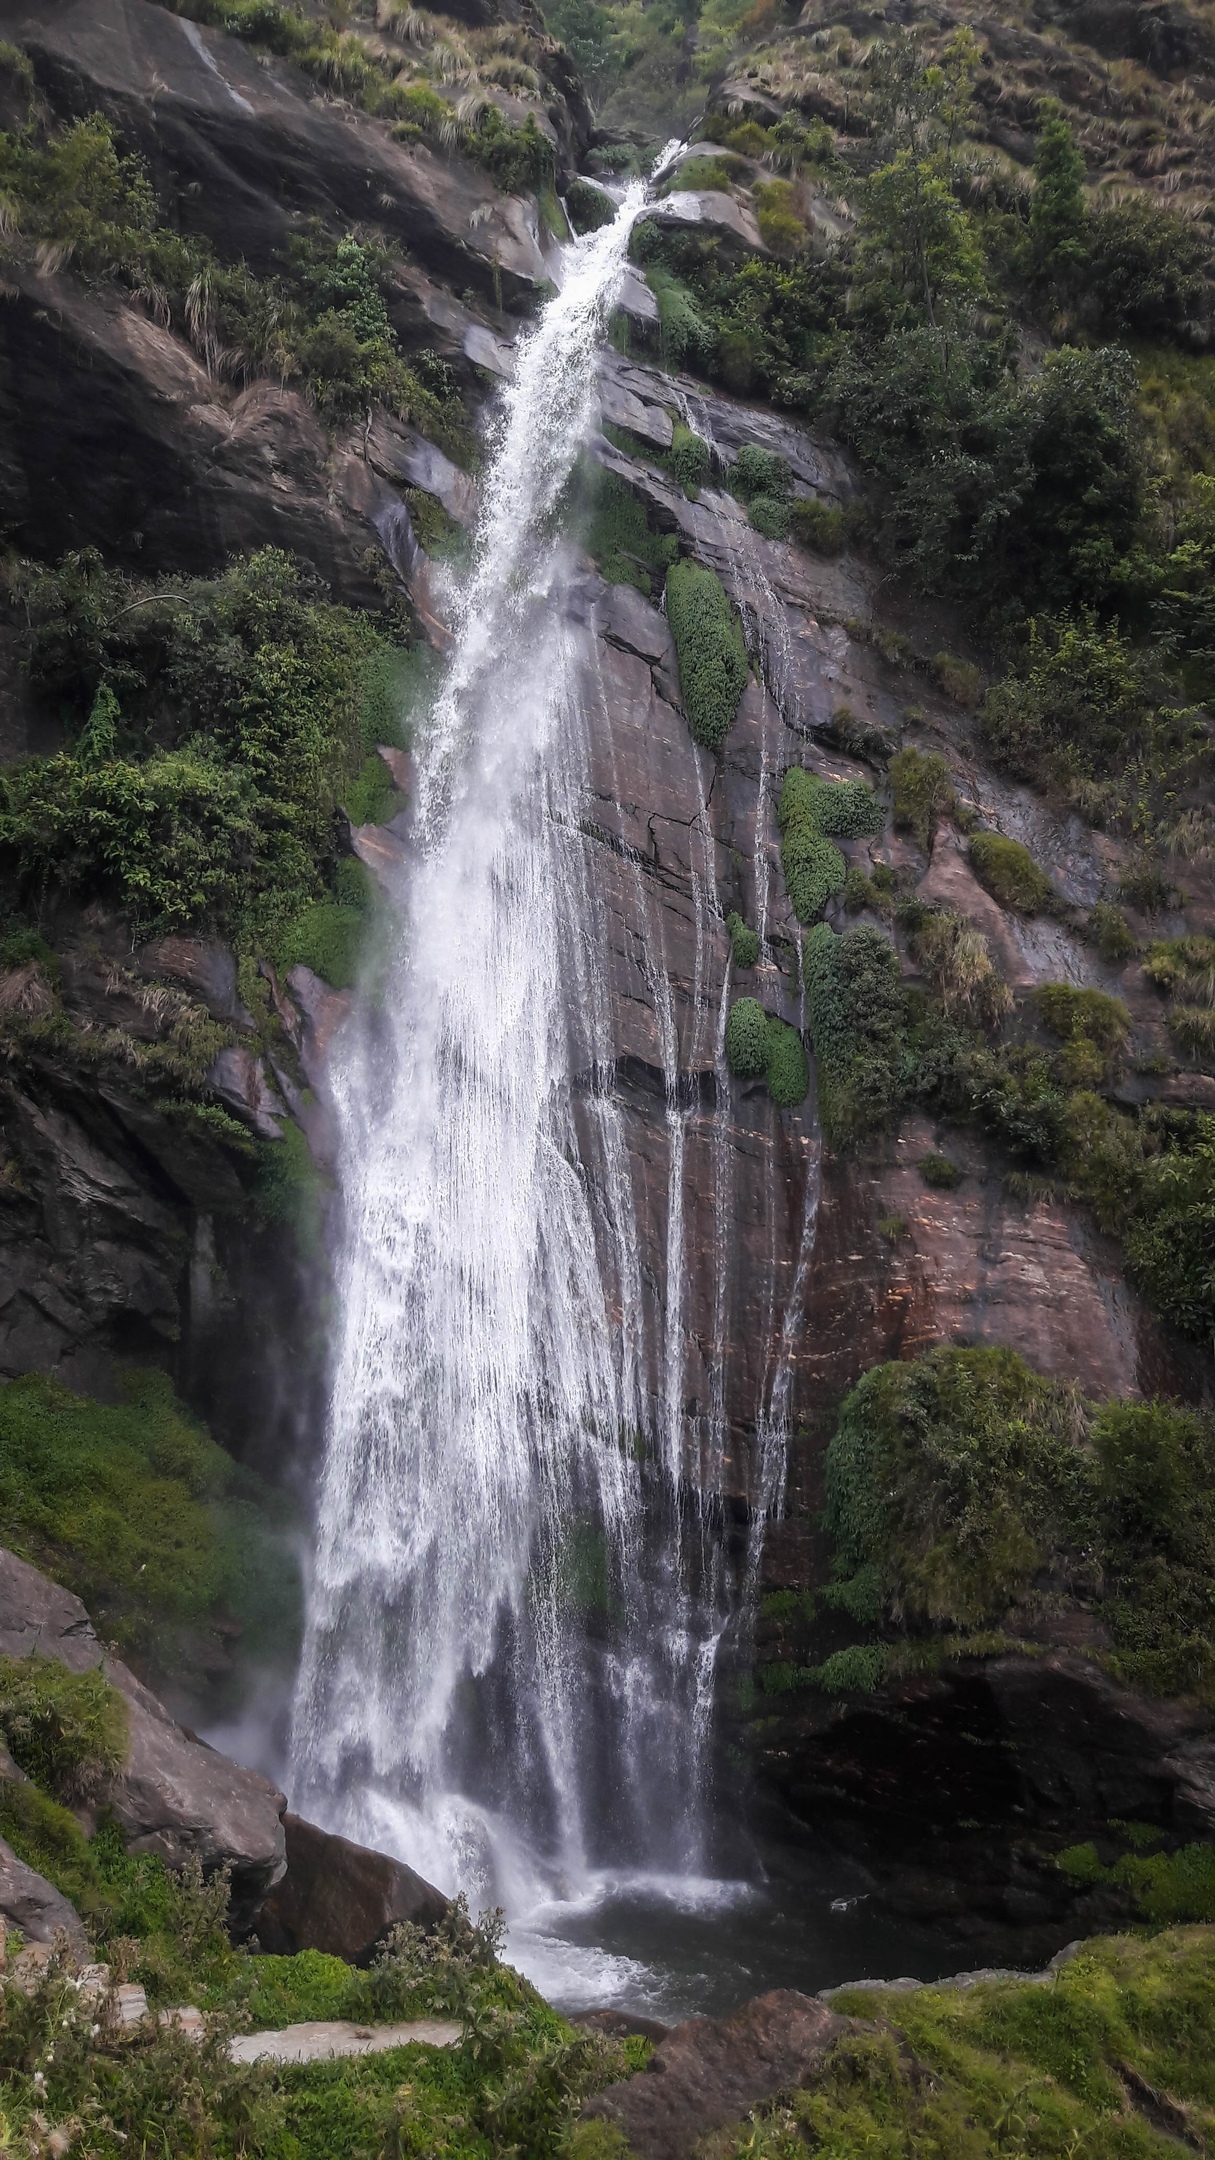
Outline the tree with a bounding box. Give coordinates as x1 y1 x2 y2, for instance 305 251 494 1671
1028 101 1086 280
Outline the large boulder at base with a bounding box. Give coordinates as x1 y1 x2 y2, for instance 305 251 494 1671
252 1812 449 1964
0 1548 286 1910
0 1834 87 1955
581 1990 853 2160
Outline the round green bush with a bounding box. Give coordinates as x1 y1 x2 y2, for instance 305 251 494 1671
726 910 760 968
789 497 845 555
665 561 749 752
969 831 1055 914
726 996 768 1076
918 1152 963 1189
731 445 792 501
567 177 616 234
765 1017 809 1105
748 493 791 541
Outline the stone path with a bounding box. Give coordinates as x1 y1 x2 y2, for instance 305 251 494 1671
229 2016 462 2064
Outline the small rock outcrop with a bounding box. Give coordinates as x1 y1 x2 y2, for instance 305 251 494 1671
0 1835 88 1955
0 1547 287 1911
253 1812 448 1965
581 1990 852 2160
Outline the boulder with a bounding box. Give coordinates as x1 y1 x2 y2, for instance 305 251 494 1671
0 1548 286 1912
581 1990 852 2160
0 1835 88 1955
252 1812 448 1964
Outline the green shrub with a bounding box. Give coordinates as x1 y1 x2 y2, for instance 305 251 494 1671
567 178 616 234
933 651 981 707
1142 935 1215 1001
843 866 872 913
877 1213 905 1242
805 1643 888 1693
1034 983 1129 1052
782 822 847 921
788 497 845 555
1118 860 1180 914
726 996 768 1076
979 613 1157 785
0 1655 128 1798
804 921 907 1147
666 423 710 494
969 831 1055 913
917 1151 963 1188
725 910 760 967
1088 899 1136 964
665 561 748 751
765 1017 809 1106
583 468 680 595
730 445 793 502
279 899 365 989
778 768 883 922
890 746 952 850
822 1346 1215 1702
748 493 791 540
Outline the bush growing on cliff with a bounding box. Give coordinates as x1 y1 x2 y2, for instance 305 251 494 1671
726 997 768 1077
968 831 1056 914
0 1655 128 1799
776 768 882 926
803 921 907 1146
665 561 748 751
1 549 404 952
821 1344 1215 1702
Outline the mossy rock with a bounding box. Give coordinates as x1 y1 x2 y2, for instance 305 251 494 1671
969 831 1056 914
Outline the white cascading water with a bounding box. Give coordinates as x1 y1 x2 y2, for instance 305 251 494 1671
287 157 753 1999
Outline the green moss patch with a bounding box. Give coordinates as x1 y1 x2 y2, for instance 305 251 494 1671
0 1371 301 1664
969 831 1057 914
804 922 907 1146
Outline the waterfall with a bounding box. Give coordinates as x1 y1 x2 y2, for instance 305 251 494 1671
287 159 729 1964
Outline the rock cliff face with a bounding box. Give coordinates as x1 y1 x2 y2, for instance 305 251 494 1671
0 0 1212 1960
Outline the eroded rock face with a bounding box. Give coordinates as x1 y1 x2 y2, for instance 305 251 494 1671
582 1990 852 2160
0 1547 287 1912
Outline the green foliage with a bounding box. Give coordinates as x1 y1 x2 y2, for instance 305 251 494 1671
726 996 768 1077
731 1931 1215 2160
731 446 793 503
280 900 365 990
788 497 845 555
256 1121 324 1260
0 1370 300 1661
1085 196 1212 337
1 549 401 951
1087 899 1136 964
566 177 616 234
979 612 1160 788
1057 1841 1215 1924
665 561 748 751
1035 984 1130 1052
804 921 907 1147
463 108 555 195
1028 102 1086 280
725 910 760 967
765 1017 809 1106
969 831 1055 914
777 767 882 924
825 1346 1097 1632
748 493 791 541
823 1344 1215 1703
918 1151 963 1188
582 468 679 596
0 1656 127 1798
666 422 710 494
933 651 981 707
890 746 951 849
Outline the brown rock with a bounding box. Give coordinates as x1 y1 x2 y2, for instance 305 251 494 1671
582 1990 851 2160
253 1813 448 1964
205 1046 287 1141
138 938 241 1024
